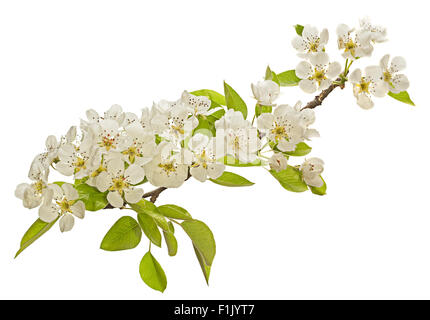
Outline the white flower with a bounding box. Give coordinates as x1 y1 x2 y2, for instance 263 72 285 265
187 133 225 182
292 25 329 57
215 109 261 163
336 24 373 59
181 91 219 118
38 183 85 232
269 153 288 172
90 119 122 153
96 158 145 208
379 54 409 94
300 157 324 188
56 134 101 179
251 80 280 106
349 67 386 109
257 102 319 152
296 52 342 93
116 123 156 166
144 141 190 188
15 178 49 209
359 17 387 43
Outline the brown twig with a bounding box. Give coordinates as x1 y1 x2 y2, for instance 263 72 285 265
301 79 345 111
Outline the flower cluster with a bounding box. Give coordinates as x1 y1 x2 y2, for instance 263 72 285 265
14 18 414 292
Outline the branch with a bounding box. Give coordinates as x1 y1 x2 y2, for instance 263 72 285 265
301 79 345 111
142 187 167 203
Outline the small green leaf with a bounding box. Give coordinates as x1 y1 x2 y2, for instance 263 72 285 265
139 251 167 292
15 217 59 258
163 227 178 257
75 183 108 211
157 204 192 220
295 24 304 36
190 89 226 106
137 212 162 247
388 91 415 106
224 81 248 119
193 244 211 285
270 166 308 192
100 216 142 251
310 176 327 196
193 115 216 137
283 142 312 157
181 220 216 266
265 66 280 86
222 156 263 167
130 200 170 232
207 108 225 121
277 70 301 87
209 171 254 187
255 103 272 118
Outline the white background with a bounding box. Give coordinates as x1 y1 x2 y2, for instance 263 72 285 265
0 0 428 299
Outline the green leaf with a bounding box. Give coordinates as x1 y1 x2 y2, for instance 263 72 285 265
265 66 280 85
295 24 304 36
283 142 312 157
224 81 248 119
137 212 162 247
255 103 272 118
193 244 211 285
310 176 327 196
130 200 169 232
190 89 226 106
277 70 301 87
388 91 415 106
157 204 193 220
139 251 167 292
209 171 254 187
222 156 263 167
100 216 142 251
15 217 59 258
270 166 308 192
75 183 108 211
163 227 178 257
193 115 216 137
207 108 225 121
181 220 216 266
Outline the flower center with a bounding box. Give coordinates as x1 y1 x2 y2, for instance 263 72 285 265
357 79 371 94
271 124 289 141
311 68 327 86
122 146 139 163
171 124 185 135
109 177 129 194
74 157 87 172
100 136 116 151
383 71 392 82
308 40 320 52
32 180 45 195
91 164 106 177
57 198 74 214
158 162 176 175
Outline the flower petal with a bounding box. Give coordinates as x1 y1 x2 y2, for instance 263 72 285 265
124 164 145 185
124 188 144 204
95 171 112 192
295 61 313 79
299 79 317 93
71 200 85 219
39 204 58 223
62 183 79 201
59 214 75 232
107 191 124 208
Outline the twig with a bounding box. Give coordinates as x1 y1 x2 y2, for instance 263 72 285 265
301 79 345 111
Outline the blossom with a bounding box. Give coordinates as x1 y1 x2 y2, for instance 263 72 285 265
359 17 387 43
15 178 49 209
82 105 125 129
187 133 225 182
349 67 386 109
95 158 145 208
144 141 190 188
296 52 342 93
292 25 329 57
181 91 219 120
336 24 372 59
300 157 324 187
55 133 101 179
269 153 288 172
257 102 319 152
215 109 261 163
379 54 409 94
38 183 85 232
89 119 123 153
251 80 280 106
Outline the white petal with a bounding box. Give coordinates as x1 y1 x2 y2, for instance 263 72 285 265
309 52 329 66
304 175 324 188
96 171 112 192
207 163 225 180
365 66 383 80
71 201 85 219
59 214 75 232
380 54 390 70
291 37 307 52
15 183 30 200
372 81 388 98
124 188 144 204
390 56 407 73
320 28 329 45
107 158 124 176
190 166 207 182
107 191 124 208
257 113 274 130
302 25 318 42
39 204 58 223
391 74 410 93
319 79 331 91
349 69 362 84
356 94 374 109
299 79 317 93
326 62 342 79
48 184 64 201
62 183 79 201
124 164 145 185
295 61 313 79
